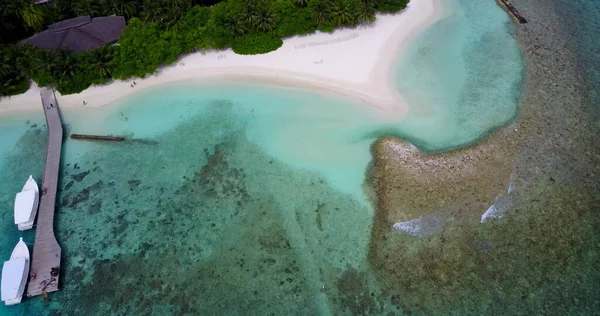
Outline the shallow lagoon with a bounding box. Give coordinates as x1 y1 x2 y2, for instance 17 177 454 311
0 85 385 314
392 0 524 151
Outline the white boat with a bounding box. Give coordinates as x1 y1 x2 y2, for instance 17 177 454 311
1 238 30 306
14 176 39 231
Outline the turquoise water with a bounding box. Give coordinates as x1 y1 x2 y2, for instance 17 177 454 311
0 0 544 314
391 0 524 152
0 85 382 315
0 112 44 170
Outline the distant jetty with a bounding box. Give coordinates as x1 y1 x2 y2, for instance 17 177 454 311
70 134 125 142
497 0 528 24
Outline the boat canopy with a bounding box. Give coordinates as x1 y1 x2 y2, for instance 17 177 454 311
14 191 36 224
1 258 26 301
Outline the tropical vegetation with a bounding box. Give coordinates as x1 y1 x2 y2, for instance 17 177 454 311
0 0 409 97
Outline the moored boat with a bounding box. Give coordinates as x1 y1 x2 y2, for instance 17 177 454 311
14 176 39 231
1 238 30 306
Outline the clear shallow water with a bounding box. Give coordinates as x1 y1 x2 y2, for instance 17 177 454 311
0 85 383 315
392 0 524 152
0 113 44 170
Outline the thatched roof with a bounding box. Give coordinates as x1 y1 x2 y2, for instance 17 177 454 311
22 16 126 53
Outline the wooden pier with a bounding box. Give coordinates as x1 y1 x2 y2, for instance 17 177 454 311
27 89 62 297
497 0 528 24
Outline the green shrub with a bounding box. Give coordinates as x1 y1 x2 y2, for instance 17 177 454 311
272 0 317 38
55 73 93 95
232 32 283 55
0 77 30 97
317 25 335 33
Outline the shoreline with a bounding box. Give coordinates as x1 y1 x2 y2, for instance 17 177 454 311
0 0 444 117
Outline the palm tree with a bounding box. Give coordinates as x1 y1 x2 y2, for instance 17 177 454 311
16 45 39 79
74 0 102 17
87 46 115 77
120 0 138 18
243 0 259 10
330 0 354 26
0 78 18 96
35 50 58 75
229 14 248 37
159 0 189 24
53 50 77 77
0 61 11 77
252 6 277 32
141 0 166 24
309 0 332 26
292 0 309 7
103 0 137 19
52 0 77 21
314 11 328 26
20 4 44 31
0 0 25 18
0 46 18 77
167 0 190 12
356 1 375 23
239 4 255 29
164 16 181 31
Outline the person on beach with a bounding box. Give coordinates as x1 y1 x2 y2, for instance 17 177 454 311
83 100 87 105
42 185 47 196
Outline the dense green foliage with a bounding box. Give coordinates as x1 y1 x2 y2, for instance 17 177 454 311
0 46 30 96
233 32 283 55
0 0 409 97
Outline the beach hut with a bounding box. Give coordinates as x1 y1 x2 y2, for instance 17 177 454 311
21 15 126 53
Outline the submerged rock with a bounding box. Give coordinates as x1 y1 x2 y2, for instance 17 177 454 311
127 180 141 189
71 170 90 182
70 181 104 208
64 180 75 190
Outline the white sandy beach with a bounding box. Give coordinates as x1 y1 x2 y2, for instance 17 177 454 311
0 0 444 116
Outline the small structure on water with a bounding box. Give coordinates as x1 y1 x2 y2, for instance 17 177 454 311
71 134 125 142
14 175 39 231
1 238 30 306
497 0 528 24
